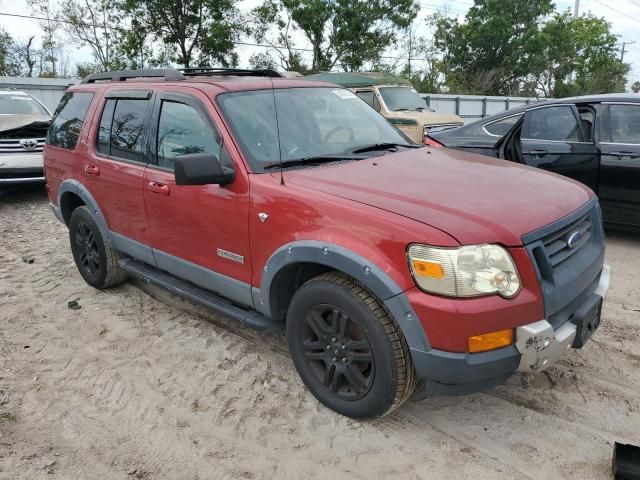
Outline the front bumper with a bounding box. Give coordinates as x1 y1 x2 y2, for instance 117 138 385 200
411 264 610 395
0 153 45 184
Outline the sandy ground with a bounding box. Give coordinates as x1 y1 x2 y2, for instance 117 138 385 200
0 185 639 480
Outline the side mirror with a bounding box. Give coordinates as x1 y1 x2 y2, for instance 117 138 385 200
173 153 235 186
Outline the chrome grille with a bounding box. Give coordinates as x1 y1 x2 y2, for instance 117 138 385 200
0 137 45 154
541 212 592 269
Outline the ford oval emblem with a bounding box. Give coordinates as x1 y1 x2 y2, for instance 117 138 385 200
567 230 582 249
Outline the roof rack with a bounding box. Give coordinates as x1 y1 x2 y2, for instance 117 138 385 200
80 67 284 84
178 67 284 78
80 68 186 84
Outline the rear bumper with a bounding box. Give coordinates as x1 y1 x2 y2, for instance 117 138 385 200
411 264 610 395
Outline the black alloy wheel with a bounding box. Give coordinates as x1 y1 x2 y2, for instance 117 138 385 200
302 305 374 400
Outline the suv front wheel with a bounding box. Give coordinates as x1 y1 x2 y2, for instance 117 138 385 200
286 272 415 418
69 206 127 289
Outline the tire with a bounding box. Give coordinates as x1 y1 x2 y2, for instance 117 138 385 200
69 206 127 289
286 272 415 418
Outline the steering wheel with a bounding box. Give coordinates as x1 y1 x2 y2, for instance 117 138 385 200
324 125 354 143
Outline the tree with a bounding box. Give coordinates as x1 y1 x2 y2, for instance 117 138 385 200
0 28 20 76
59 0 125 71
533 13 629 97
27 0 62 76
121 0 245 68
15 36 38 77
252 0 418 73
431 0 554 95
632 81 640 94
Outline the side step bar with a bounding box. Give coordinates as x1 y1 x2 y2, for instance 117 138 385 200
118 258 283 333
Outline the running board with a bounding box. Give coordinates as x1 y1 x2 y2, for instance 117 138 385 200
118 258 282 333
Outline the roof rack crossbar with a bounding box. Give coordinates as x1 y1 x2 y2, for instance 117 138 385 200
177 67 283 78
80 68 186 84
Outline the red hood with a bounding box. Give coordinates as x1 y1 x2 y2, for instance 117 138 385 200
284 147 594 246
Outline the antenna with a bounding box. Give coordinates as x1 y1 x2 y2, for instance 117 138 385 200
270 76 285 186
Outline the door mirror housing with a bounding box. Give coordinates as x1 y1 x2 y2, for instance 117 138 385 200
173 153 235 186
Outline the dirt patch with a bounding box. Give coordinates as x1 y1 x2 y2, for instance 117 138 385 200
1 186 639 479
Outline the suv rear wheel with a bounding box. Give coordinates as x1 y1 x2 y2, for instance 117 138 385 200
286 272 415 418
69 206 127 289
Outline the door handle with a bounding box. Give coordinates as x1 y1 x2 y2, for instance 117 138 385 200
84 165 100 176
148 181 170 195
609 151 640 159
528 149 549 158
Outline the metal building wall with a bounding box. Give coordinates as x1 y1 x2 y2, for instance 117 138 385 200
420 93 543 124
0 77 79 113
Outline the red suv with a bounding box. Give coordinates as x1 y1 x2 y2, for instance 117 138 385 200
44 68 610 418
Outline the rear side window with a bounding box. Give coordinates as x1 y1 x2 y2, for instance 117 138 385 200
608 104 640 144
522 106 583 142
47 92 94 149
484 114 522 136
110 99 148 162
97 99 115 155
156 101 221 171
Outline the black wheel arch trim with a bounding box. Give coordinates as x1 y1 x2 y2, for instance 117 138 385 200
55 179 109 234
254 240 431 352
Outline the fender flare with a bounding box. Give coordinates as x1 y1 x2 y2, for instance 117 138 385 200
55 179 109 235
253 240 431 351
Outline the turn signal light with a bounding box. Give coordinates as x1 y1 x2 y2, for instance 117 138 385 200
468 329 513 353
411 259 445 279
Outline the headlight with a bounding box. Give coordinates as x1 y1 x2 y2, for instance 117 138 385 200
407 244 521 298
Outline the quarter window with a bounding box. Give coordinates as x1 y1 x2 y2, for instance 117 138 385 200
110 99 148 162
47 92 94 150
156 101 221 171
484 114 522 136
522 106 583 142
608 104 640 144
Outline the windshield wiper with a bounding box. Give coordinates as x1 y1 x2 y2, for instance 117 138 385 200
350 142 422 154
393 108 410 111
263 154 366 170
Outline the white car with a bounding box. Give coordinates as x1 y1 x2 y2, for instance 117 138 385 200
0 90 51 185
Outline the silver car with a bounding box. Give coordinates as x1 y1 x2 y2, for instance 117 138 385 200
0 90 51 185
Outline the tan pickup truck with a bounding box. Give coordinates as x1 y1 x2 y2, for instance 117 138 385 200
305 72 463 143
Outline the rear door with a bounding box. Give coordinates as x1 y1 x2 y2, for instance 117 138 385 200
520 104 599 191
598 102 640 226
142 88 252 306
83 89 152 251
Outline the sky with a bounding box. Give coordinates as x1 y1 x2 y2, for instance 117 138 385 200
1 0 639 87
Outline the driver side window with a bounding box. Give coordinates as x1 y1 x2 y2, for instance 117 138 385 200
156 101 221 171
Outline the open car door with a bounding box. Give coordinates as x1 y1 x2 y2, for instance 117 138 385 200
496 104 599 192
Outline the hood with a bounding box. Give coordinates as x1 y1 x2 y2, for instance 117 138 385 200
386 109 463 128
284 148 593 246
0 114 51 138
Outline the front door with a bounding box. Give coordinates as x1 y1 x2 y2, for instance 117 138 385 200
598 102 640 226
83 90 152 245
520 104 599 191
142 88 252 306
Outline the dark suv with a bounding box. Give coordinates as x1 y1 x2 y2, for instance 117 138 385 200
44 69 609 418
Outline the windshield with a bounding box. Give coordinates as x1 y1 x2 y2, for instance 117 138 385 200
217 87 412 172
379 87 431 112
0 93 49 115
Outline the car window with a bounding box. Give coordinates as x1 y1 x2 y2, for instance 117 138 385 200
97 99 115 155
578 108 595 142
484 114 522 136
110 99 148 162
356 91 380 112
0 93 49 115
522 106 583 142
218 87 410 171
156 101 221 171
47 92 94 150
378 87 429 112
608 104 640 144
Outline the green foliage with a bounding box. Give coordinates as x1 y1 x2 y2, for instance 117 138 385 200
0 28 20 76
426 0 630 97
252 0 419 73
632 81 640 94
121 0 245 68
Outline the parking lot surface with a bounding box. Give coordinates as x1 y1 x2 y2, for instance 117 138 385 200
1 186 639 479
